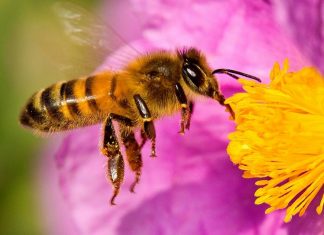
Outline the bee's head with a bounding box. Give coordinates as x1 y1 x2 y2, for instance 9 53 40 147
178 48 261 118
178 48 222 102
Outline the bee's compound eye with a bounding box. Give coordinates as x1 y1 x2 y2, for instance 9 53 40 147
182 63 204 88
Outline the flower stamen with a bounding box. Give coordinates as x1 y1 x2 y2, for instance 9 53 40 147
226 60 324 222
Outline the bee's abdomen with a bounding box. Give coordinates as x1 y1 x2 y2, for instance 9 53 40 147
20 77 105 132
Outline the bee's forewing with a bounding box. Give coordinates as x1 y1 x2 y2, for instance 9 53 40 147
52 1 140 73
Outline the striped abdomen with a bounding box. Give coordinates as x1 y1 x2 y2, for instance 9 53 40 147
20 73 116 132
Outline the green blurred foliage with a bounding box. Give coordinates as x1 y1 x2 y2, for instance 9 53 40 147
0 0 99 234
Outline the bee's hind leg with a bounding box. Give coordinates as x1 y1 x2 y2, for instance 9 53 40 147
120 127 142 193
101 113 133 205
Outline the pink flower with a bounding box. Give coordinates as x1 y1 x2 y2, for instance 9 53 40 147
39 0 323 234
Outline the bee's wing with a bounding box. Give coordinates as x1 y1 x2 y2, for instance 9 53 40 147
52 2 140 74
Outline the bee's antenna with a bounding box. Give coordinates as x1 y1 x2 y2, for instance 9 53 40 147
212 69 261 82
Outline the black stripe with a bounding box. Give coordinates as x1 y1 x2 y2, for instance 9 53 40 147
19 111 35 127
60 82 67 99
26 95 46 123
41 86 64 121
64 80 79 116
85 76 99 112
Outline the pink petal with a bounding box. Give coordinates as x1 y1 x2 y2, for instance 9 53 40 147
38 140 79 235
271 0 324 72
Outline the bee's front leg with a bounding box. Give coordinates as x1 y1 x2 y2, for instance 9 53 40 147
175 83 194 134
133 94 156 157
185 101 194 130
101 113 133 205
217 93 235 119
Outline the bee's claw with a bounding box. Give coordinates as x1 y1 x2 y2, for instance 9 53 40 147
130 187 136 193
110 191 118 206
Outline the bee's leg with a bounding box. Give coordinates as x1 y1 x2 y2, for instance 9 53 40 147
175 83 192 134
185 101 194 130
133 94 156 157
120 126 142 192
217 93 235 119
102 113 133 205
139 129 147 149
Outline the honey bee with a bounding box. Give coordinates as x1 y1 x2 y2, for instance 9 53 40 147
20 47 261 204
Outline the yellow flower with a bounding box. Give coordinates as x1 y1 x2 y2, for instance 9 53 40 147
226 60 324 223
